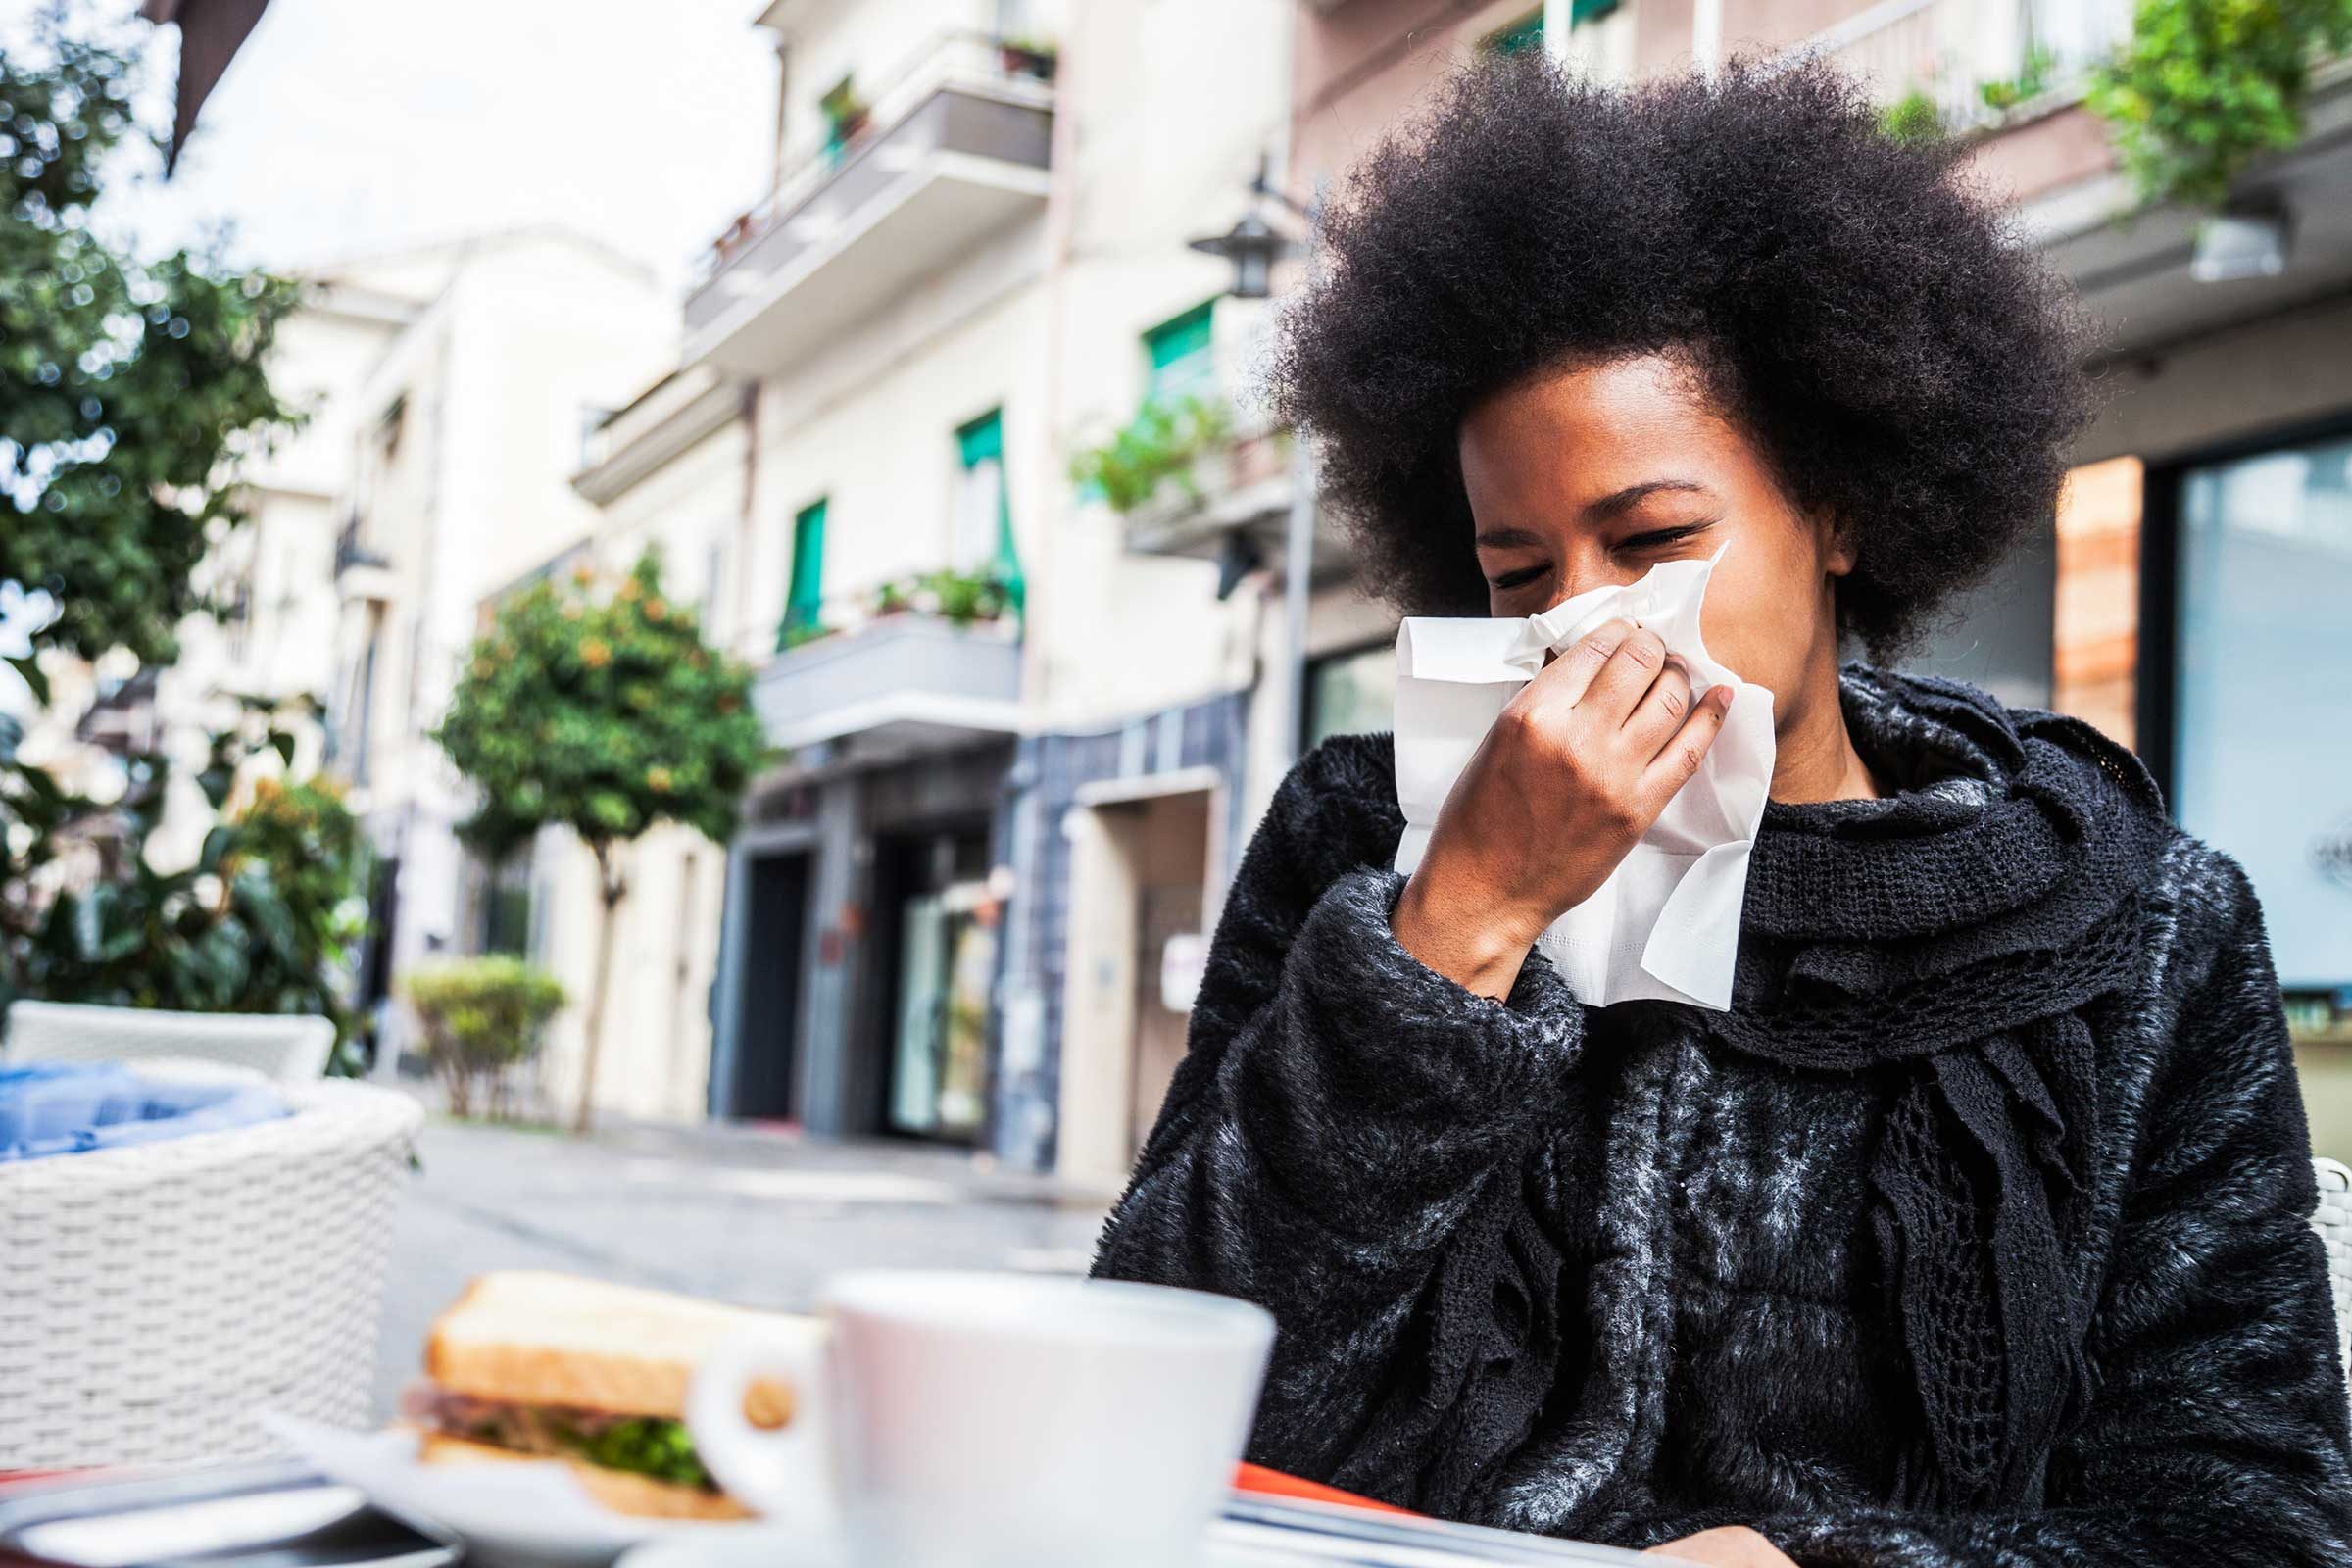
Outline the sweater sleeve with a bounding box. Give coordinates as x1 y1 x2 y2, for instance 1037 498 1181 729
1088 738 1589 1513
1749 854 2352 1568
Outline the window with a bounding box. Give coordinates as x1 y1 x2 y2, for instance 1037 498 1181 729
1483 9 1545 54
954 409 1025 614
780 498 827 647
1143 300 1217 407
2170 430 2352 989
1304 642 1399 750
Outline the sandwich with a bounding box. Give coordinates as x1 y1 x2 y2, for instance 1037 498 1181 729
401 1270 812 1520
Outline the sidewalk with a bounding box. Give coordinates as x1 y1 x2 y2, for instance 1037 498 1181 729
373 1108 1119 1416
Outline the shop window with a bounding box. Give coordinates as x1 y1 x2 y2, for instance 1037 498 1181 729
1305 642 1399 750
2171 430 2352 991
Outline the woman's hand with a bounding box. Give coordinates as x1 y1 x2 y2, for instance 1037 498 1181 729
1641 1525 1801 1566
1390 616 1733 1000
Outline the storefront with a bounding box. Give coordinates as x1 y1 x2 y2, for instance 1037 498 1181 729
2144 416 2352 1027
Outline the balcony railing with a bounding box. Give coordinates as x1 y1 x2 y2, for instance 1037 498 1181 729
756 595 1024 768
333 513 395 605
1090 344 1347 571
1772 0 2132 131
683 29 1054 370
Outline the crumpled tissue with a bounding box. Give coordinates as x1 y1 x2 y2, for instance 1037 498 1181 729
1392 544 1776 1010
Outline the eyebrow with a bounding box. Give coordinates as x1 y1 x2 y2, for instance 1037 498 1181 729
1474 478 1717 550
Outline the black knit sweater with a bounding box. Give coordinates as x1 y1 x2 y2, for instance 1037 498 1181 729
1090 664 2352 1566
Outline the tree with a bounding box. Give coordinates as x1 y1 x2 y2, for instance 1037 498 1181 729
1 14 302 671
0 17 354 1050
432 548 768 1131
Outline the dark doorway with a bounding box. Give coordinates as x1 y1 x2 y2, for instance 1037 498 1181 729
727 851 808 1121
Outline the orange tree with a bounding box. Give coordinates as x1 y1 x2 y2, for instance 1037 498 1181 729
432 548 766 1130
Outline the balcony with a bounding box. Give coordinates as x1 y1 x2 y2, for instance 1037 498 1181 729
333 513 394 605
1778 3 2352 362
1088 350 1348 575
1774 0 2130 133
755 601 1025 773
684 30 1054 375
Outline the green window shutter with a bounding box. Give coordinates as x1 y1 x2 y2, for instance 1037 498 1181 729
955 409 1023 617
1143 300 1216 406
955 409 1003 466
1485 9 1545 54
781 498 826 647
1570 0 1618 24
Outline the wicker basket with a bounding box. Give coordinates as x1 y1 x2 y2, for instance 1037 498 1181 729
4 1001 336 1082
0 1062 422 1470
2313 1157 2352 1403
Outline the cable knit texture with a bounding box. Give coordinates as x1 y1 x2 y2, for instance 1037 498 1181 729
1090 663 2352 1566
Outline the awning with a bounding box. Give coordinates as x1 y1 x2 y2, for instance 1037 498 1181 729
140 0 273 175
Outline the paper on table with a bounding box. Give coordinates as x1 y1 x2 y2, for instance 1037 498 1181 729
264 1413 750 1568
1392 544 1776 1011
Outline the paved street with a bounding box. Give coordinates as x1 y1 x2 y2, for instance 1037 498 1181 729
374 1112 1117 1417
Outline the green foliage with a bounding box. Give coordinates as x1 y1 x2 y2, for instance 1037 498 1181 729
2085 0 2352 210
404 954 566 1120
1979 42 2061 111
1067 393 1232 515
433 548 768 867
0 707 368 1071
871 566 1016 627
562 1418 710 1490
0 16 303 667
1878 87 1948 146
0 21 354 1066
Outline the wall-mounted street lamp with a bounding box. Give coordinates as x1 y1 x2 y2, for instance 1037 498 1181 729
1187 163 1322 765
1188 209 1293 301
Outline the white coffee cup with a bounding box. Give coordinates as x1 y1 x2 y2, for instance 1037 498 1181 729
687 1269 1276 1568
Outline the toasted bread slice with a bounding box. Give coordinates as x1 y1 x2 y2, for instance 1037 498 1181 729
417 1432 752 1522
423 1271 813 1423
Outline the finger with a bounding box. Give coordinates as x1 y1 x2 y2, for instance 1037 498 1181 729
1618 654 1692 757
1578 624 1670 723
1525 616 1636 709
1637 681 1733 806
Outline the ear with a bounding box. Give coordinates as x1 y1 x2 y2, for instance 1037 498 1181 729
1821 514 1858 578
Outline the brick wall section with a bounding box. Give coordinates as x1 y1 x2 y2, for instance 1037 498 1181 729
2050 455 2144 750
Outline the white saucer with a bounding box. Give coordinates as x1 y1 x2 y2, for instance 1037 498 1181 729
616 1524 843 1568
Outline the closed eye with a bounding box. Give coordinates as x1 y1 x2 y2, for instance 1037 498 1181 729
1619 520 1714 553
1491 564 1548 591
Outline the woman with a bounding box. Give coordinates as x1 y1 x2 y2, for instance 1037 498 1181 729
1090 50 2352 1568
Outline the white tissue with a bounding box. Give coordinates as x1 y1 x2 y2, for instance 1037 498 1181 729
1392 544 1776 1010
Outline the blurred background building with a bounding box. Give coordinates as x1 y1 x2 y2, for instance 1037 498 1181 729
113 0 2351 1170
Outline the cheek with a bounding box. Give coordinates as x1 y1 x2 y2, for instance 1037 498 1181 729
1697 575 1811 690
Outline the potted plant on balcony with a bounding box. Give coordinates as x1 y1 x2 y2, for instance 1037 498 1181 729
999 34 1058 83
1068 393 1233 517
819 77 871 156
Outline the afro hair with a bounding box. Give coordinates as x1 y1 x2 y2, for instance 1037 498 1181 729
1271 48 2106 657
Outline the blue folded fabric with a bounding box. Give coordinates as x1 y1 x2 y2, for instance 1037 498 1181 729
0 1062 290 1163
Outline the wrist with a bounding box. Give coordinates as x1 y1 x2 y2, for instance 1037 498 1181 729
1391 870 1542 1002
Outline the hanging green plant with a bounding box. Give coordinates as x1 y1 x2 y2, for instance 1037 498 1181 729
2084 0 2352 211
1878 86 1948 147
1067 393 1233 515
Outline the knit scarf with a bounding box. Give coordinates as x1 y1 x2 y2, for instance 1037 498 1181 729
1701 665 2173 1513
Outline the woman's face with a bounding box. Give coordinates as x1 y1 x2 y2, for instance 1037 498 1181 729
1456 351 1852 726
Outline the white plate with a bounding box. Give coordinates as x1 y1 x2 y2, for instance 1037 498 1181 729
263 1416 765 1568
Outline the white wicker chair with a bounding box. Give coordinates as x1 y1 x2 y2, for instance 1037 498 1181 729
2312 1157 2352 1401
3 1000 335 1082
0 1060 422 1470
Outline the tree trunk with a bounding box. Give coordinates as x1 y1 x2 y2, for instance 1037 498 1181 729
573 843 628 1135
